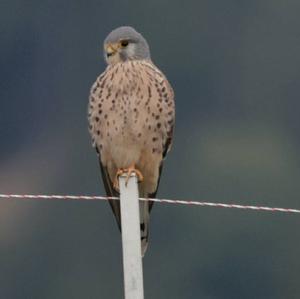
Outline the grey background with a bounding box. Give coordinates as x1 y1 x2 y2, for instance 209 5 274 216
1 0 300 298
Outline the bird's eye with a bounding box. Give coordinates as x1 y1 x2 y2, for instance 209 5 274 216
120 40 129 47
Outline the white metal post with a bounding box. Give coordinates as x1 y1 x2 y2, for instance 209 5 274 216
119 174 144 299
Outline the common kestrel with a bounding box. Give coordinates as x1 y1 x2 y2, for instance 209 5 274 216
88 26 175 256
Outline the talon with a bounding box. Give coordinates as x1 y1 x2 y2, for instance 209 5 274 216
113 168 124 191
123 165 144 186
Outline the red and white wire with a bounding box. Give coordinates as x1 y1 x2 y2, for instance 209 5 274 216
0 193 299 214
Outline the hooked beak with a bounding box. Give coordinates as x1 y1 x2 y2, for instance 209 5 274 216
105 43 119 57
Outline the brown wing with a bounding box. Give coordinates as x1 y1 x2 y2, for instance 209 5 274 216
146 66 175 210
148 123 174 211
88 67 122 231
96 147 121 231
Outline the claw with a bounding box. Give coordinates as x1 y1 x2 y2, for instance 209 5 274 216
113 165 144 190
113 168 124 191
123 165 144 186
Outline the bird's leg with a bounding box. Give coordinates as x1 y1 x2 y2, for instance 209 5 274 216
113 168 125 191
123 164 144 186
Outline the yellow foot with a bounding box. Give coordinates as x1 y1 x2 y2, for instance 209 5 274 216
113 168 124 191
123 165 144 186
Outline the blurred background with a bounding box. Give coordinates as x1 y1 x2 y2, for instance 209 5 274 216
1 0 300 298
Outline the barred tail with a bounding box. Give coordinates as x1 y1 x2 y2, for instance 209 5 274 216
140 200 150 257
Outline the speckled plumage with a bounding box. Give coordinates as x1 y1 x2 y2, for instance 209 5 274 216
88 27 175 255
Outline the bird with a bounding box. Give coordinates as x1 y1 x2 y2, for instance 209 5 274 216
88 26 175 256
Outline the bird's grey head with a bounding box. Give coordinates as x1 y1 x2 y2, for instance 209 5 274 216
103 26 151 65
